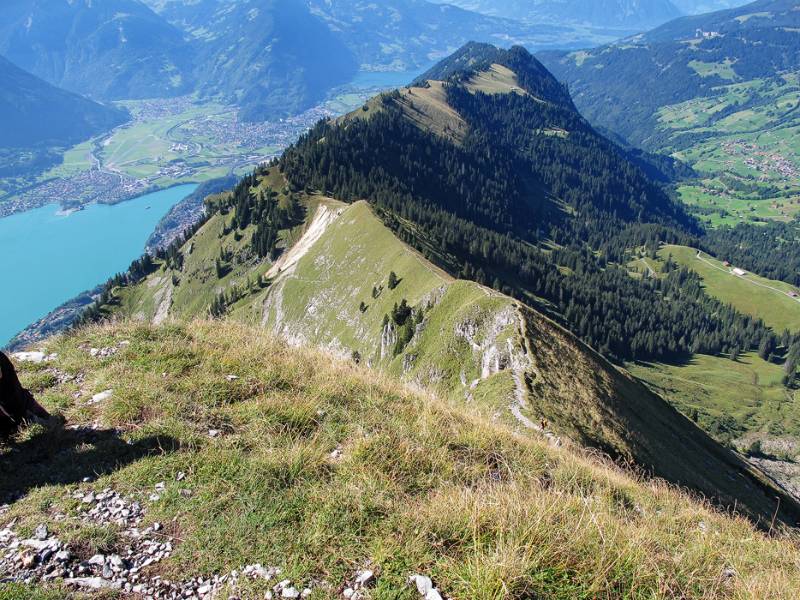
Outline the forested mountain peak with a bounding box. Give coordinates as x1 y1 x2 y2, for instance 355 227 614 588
270 43 789 368
319 43 693 237
413 42 574 107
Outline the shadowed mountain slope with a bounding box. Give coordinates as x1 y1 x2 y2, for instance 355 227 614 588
0 0 192 101
0 55 128 149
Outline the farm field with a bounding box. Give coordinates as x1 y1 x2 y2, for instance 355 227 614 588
655 73 800 226
676 178 800 227
656 244 800 332
44 140 95 179
0 97 330 216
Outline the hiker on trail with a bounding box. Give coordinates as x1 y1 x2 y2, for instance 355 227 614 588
0 352 50 437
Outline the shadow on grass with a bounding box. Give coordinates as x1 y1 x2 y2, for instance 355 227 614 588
0 420 179 502
633 352 696 369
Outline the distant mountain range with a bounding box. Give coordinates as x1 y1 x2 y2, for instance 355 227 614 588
149 0 603 113
149 0 359 121
671 0 752 13
0 0 683 124
0 0 192 101
0 54 128 179
538 0 800 148
0 55 127 149
430 0 684 29
305 0 577 71
0 0 357 120
0 0 778 168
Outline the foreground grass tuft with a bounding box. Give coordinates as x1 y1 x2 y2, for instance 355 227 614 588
3 320 800 598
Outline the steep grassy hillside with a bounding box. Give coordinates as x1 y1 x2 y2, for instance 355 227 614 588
106 181 800 526
4 320 800 598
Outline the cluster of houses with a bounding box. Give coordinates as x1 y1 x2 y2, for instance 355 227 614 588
722 140 799 180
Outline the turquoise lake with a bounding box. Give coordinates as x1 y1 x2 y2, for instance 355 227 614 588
0 184 197 347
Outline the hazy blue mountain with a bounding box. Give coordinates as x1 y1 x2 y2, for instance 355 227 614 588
148 0 582 88
305 0 575 71
143 0 594 118
431 0 682 29
538 0 800 147
140 0 359 120
0 55 127 149
671 0 752 13
0 0 360 121
0 54 128 179
0 0 192 101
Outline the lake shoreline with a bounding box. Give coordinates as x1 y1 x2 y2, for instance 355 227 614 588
0 180 202 222
0 184 198 348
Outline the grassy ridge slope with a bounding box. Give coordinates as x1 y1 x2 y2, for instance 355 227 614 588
114 193 800 525
5 320 800 599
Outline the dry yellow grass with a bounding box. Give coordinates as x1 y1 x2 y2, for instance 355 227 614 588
396 82 468 143
465 64 528 97
3 319 800 599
